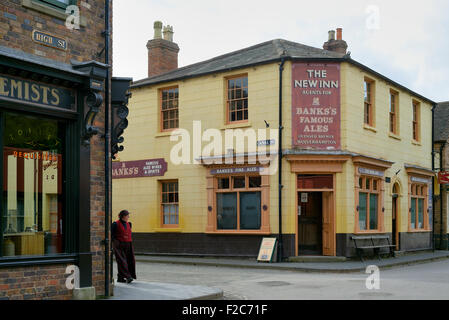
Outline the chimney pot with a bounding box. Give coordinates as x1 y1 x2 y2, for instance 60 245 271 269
163 25 174 42
154 21 163 39
328 30 335 41
336 28 343 40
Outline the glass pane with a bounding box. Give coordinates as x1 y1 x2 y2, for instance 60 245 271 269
217 193 237 230
240 192 261 230
298 175 333 189
373 180 378 191
233 176 245 189
359 193 367 230
2 113 64 257
369 194 378 230
248 176 261 188
366 178 371 190
242 77 248 87
359 178 363 189
218 178 230 190
418 199 424 229
411 198 416 229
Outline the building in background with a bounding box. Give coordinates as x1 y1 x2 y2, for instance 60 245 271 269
0 0 131 299
112 22 436 259
433 101 449 250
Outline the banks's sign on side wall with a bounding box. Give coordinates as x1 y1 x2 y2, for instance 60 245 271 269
292 62 341 150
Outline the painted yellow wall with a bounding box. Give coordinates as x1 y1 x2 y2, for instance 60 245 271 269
113 60 433 238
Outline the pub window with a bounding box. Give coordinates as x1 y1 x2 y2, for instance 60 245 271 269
1 112 65 257
412 100 420 142
161 181 179 226
160 87 179 131
389 90 399 135
410 183 427 230
226 75 248 123
364 78 375 127
216 175 261 230
358 176 381 231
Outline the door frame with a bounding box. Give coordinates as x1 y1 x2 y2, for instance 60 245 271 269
295 174 336 256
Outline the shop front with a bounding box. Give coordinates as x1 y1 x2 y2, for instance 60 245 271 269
0 49 109 299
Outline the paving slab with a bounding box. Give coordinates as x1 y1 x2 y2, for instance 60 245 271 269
107 280 223 300
134 250 449 273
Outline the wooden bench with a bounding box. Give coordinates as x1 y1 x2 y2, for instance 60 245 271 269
351 235 395 262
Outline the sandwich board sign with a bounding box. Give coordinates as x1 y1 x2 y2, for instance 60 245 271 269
257 238 277 263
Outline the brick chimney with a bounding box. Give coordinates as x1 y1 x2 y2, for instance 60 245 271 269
146 21 180 78
323 28 348 54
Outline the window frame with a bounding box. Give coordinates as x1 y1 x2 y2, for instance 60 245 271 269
389 89 399 135
225 74 249 125
159 86 179 132
160 180 179 227
412 100 421 142
215 174 262 231
34 0 76 10
357 176 381 232
409 183 428 231
363 78 375 127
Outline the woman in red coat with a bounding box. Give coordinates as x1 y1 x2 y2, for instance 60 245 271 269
112 210 136 283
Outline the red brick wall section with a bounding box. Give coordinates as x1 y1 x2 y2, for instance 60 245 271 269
0 0 112 299
147 39 179 77
0 265 72 300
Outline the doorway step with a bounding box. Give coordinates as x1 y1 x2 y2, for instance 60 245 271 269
286 256 347 263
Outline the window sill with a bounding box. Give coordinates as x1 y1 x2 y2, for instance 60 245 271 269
221 122 252 130
154 227 183 233
408 229 431 233
363 124 377 133
388 133 401 141
0 253 78 268
22 0 87 27
411 140 422 146
354 230 385 235
155 131 176 138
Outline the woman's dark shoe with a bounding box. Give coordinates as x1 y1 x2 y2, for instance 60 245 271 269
126 278 134 284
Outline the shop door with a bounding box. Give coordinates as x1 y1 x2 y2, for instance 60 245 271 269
298 192 322 255
392 194 398 250
322 192 334 256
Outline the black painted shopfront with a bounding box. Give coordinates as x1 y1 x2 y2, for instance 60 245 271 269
0 47 108 288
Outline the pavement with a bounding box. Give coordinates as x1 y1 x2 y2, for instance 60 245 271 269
106 250 449 300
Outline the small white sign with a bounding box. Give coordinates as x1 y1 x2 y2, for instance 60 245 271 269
301 193 308 203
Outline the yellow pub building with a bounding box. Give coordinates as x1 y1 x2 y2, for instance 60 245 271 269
112 24 436 258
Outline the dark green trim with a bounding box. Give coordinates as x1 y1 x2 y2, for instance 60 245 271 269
0 254 77 268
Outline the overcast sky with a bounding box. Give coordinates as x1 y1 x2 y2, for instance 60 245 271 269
113 0 449 103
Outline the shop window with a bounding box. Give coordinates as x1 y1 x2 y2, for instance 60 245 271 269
358 176 381 231
389 90 399 135
161 181 179 226
410 183 427 230
412 100 420 142
216 175 261 231
2 112 64 257
160 87 179 131
363 78 375 127
226 75 248 123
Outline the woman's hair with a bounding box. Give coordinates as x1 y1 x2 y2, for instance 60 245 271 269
119 210 130 219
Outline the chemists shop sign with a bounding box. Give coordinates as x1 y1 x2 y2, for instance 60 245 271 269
0 74 75 110
292 63 341 150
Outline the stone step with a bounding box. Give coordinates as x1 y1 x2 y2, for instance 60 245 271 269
287 256 347 263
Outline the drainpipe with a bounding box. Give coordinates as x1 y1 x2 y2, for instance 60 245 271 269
432 104 435 252
278 57 286 262
440 142 445 250
104 0 111 297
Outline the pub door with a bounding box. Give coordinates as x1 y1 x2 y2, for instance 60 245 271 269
298 192 323 255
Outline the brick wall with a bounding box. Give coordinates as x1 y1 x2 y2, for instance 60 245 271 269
0 265 72 300
0 0 111 299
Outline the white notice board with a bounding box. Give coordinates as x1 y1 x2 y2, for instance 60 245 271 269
257 238 277 262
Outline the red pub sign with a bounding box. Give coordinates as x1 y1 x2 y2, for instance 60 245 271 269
292 62 341 150
112 158 168 179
